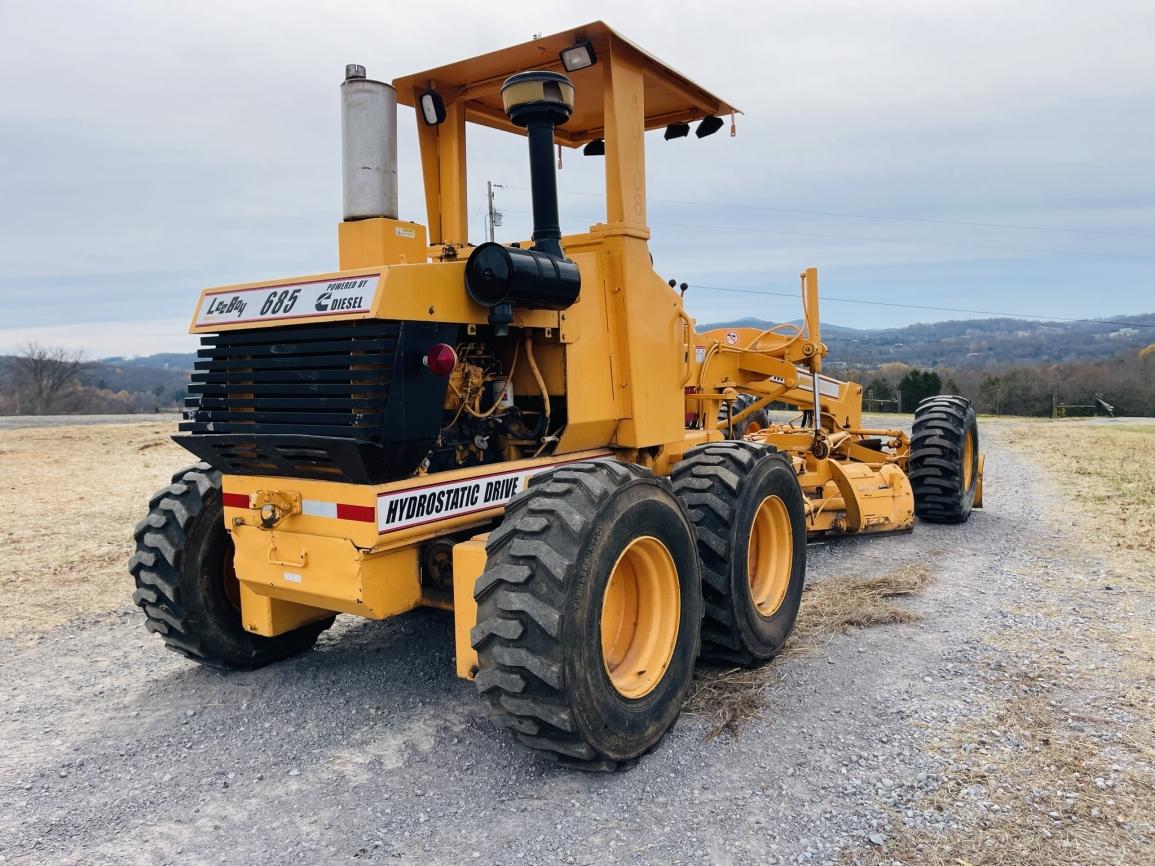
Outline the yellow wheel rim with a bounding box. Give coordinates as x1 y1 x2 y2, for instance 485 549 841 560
747 495 793 617
746 421 763 435
962 429 975 490
600 536 681 699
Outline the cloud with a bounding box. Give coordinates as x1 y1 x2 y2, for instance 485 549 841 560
0 319 197 359
0 0 1152 352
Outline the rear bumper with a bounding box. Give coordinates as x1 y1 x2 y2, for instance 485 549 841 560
220 448 614 637
232 526 421 632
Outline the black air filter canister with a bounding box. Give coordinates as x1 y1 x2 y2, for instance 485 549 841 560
465 242 580 310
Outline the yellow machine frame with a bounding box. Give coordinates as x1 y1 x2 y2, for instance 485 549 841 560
188 22 968 680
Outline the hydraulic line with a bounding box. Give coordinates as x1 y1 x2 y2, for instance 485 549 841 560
463 340 521 420
523 331 551 427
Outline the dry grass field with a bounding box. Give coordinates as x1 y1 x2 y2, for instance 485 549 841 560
2 416 1153 865
0 420 188 638
1017 421 1155 559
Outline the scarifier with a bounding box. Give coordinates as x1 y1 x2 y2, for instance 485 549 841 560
130 23 984 770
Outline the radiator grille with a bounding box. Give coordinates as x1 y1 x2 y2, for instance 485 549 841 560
182 321 400 439
177 321 407 481
176 319 457 483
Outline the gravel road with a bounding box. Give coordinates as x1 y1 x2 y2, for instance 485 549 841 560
0 426 1109 865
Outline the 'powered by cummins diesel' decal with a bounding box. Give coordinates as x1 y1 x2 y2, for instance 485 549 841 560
194 275 380 327
376 455 612 534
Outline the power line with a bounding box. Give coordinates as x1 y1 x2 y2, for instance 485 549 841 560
506 184 1155 241
495 204 1155 263
488 197 1154 322
645 196 1155 242
687 283 1155 329
655 220 1155 263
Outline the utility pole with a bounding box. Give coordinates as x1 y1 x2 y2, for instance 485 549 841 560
485 181 504 243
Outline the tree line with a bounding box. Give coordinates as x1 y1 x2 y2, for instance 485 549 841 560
858 345 1154 416
0 344 185 415
2 341 1152 419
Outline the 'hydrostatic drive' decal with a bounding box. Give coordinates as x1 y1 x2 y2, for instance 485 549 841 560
376 455 610 534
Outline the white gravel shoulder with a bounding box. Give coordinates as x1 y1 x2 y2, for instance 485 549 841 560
0 427 1073 865
0 414 182 430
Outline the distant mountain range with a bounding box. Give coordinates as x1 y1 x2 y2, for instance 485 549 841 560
700 313 1155 368
72 311 1155 374
4 311 1152 415
100 353 197 369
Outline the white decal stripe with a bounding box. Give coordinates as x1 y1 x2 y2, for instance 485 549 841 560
301 500 338 519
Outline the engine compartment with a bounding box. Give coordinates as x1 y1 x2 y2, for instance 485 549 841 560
427 331 563 474
176 319 564 485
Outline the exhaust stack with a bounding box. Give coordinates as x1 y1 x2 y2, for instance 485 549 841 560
340 64 398 221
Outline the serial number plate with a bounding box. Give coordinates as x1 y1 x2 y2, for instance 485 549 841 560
194 275 380 327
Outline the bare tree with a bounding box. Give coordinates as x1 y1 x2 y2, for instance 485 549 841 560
11 343 88 414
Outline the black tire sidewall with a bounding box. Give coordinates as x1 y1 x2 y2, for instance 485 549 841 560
563 481 702 761
729 455 807 657
179 489 257 659
177 483 330 665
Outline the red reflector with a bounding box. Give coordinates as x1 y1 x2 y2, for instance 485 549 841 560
423 343 457 376
336 503 376 523
221 492 250 509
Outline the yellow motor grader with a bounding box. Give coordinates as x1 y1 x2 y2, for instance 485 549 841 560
131 22 982 770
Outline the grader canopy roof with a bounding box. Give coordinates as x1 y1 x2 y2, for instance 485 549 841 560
392 21 739 146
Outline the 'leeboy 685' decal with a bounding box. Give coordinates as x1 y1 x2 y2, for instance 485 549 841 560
194 275 380 327
376 455 611 534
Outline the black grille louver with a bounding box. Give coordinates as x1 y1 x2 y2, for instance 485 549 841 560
175 319 457 484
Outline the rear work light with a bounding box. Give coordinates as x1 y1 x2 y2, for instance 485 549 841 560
559 40 597 72
419 90 446 126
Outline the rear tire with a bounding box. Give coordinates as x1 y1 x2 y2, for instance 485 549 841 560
909 396 979 524
129 463 334 669
672 442 806 666
471 461 702 771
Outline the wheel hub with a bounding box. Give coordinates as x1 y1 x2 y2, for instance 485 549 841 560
748 495 792 617
600 536 681 699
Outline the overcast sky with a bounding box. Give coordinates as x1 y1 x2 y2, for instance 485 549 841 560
1 0 1152 357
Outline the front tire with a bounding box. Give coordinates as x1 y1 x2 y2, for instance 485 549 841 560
471 461 702 771
672 442 807 666
722 396 771 439
129 463 334 669
909 396 979 524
